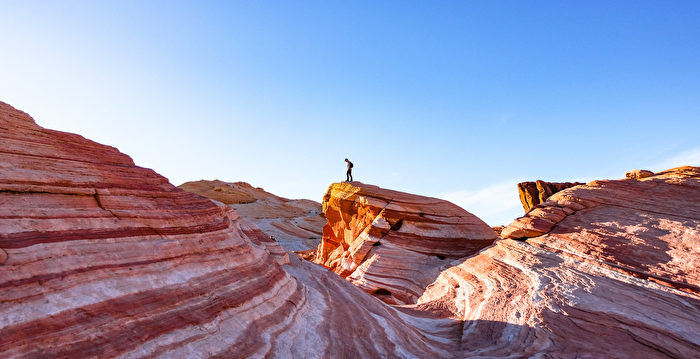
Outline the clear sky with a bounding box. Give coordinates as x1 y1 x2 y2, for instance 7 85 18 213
1 1 699 225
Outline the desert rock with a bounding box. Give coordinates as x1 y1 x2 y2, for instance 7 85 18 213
502 166 700 294
313 182 497 304
0 102 455 358
179 180 324 252
1 100 699 358
626 168 655 179
518 180 584 212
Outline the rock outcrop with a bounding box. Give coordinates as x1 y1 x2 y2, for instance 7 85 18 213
502 166 700 294
416 238 700 358
2 100 699 358
626 168 655 179
179 180 324 252
313 182 498 304
518 180 584 212
0 102 455 358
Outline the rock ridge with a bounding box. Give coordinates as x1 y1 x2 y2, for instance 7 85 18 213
502 167 700 294
179 180 324 252
313 181 497 304
1 100 699 358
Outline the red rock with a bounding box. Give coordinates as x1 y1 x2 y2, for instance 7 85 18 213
417 238 700 358
0 102 456 358
2 100 699 358
501 166 700 294
313 182 497 304
179 180 324 251
518 180 584 211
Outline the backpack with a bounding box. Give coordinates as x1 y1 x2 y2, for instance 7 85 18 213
349 162 354 168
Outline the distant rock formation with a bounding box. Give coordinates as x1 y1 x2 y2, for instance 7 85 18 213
626 168 655 179
517 180 583 212
2 100 698 358
313 182 497 304
179 180 324 252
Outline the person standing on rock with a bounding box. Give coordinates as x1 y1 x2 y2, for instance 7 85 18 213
345 158 354 182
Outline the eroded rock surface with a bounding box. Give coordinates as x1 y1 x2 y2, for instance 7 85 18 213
0 102 455 358
503 166 700 295
626 168 655 179
179 180 323 252
417 238 700 358
518 180 584 212
2 100 699 358
313 182 497 304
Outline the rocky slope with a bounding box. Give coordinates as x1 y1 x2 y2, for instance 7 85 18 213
502 167 700 295
178 180 323 252
313 182 498 304
1 101 698 358
0 101 454 358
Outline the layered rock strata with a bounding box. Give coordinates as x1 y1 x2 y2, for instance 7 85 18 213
313 182 497 304
518 180 583 212
0 102 455 358
2 100 699 358
502 166 700 294
417 238 700 358
179 180 324 252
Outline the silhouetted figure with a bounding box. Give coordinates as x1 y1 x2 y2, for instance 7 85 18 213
345 158 353 182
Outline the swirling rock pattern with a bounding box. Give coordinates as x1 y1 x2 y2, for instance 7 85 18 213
1 100 699 358
502 167 700 294
313 182 498 304
417 238 700 358
0 102 454 358
179 180 324 252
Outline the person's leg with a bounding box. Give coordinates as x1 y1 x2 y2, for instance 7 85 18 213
346 171 350 182
349 171 353 181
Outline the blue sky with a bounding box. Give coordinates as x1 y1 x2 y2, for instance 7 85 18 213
1 1 699 225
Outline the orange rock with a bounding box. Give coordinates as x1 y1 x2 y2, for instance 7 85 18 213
179 180 324 251
517 180 583 211
2 100 699 358
313 182 497 304
625 169 655 179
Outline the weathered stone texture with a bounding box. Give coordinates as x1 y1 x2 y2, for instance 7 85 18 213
518 180 583 212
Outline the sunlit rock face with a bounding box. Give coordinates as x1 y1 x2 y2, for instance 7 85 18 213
517 180 584 212
501 166 700 294
313 182 497 304
417 238 700 358
417 166 700 357
0 102 457 358
178 180 324 252
2 100 698 358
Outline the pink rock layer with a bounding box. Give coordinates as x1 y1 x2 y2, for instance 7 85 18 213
2 101 699 358
0 102 455 358
179 180 324 252
313 182 498 304
501 167 700 295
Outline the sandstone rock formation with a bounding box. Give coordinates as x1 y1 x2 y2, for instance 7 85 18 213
502 166 700 295
518 180 584 212
0 102 453 358
416 237 700 358
179 180 323 252
2 100 699 358
313 182 498 304
626 168 655 179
